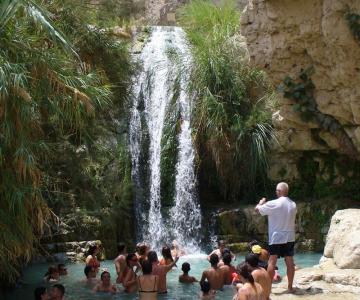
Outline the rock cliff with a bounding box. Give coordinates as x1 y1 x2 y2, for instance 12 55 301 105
241 0 360 181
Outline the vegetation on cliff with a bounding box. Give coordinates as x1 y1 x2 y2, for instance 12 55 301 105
179 0 276 203
0 0 133 284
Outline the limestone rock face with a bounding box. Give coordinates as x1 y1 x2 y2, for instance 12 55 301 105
241 0 360 179
324 209 360 268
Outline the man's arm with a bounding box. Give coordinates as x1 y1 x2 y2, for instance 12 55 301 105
255 197 267 213
164 256 179 272
200 271 207 283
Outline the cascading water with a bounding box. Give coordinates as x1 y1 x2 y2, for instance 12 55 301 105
129 27 201 251
169 28 201 252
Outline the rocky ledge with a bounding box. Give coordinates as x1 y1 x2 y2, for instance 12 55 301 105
271 209 360 299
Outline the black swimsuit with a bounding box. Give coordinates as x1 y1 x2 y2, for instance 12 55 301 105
138 275 157 293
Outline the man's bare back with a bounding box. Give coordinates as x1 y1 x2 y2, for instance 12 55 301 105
201 267 224 290
251 268 271 300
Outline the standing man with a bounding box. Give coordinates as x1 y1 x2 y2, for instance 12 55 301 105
255 182 297 292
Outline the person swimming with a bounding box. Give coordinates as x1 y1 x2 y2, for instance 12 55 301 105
43 266 60 283
179 262 197 283
93 271 117 294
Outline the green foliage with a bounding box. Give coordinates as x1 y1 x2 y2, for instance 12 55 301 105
179 0 276 201
346 12 360 43
0 0 132 284
291 151 360 201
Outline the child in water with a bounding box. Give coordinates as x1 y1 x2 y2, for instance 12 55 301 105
199 280 215 300
179 262 197 283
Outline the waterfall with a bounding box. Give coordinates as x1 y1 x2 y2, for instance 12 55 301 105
129 27 201 251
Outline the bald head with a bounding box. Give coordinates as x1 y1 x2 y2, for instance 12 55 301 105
276 182 289 197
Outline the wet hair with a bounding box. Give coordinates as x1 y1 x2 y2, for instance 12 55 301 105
221 247 231 256
223 253 232 265
245 253 259 268
209 253 219 267
84 265 94 277
117 242 126 253
52 284 65 296
57 263 65 270
236 262 255 285
218 240 226 247
141 260 153 275
87 244 98 256
126 253 137 267
147 251 158 264
182 262 190 273
44 265 58 280
200 280 211 293
162 246 174 262
139 244 148 256
100 271 110 280
34 286 47 300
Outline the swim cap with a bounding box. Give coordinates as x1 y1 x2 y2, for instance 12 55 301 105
251 245 262 254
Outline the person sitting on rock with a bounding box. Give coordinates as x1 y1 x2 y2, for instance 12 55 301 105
43 266 60 283
200 253 224 291
179 262 197 283
93 271 117 294
245 253 272 300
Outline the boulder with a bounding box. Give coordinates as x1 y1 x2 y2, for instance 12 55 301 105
324 209 360 268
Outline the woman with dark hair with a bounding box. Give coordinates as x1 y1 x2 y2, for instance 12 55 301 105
85 244 100 273
234 263 265 300
159 246 174 266
93 271 117 294
137 260 158 299
123 253 139 293
34 286 49 300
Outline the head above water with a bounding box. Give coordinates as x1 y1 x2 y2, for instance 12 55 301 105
141 260 153 275
117 242 126 254
147 251 158 264
162 246 173 260
50 284 65 299
100 271 111 281
236 262 254 284
218 240 226 249
245 253 259 268
276 182 289 197
126 253 138 267
57 264 67 276
182 262 191 273
34 286 48 300
200 280 211 294
87 244 98 256
223 252 232 265
210 253 219 267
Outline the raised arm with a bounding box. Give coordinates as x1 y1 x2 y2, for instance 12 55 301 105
164 256 179 272
255 197 267 213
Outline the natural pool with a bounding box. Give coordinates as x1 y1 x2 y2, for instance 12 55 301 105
5 253 322 300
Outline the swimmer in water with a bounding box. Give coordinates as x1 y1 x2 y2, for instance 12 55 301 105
93 271 117 294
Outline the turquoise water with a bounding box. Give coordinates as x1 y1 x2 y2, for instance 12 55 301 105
5 253 322 299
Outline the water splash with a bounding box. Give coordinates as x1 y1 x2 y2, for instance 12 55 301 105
129 27 201 251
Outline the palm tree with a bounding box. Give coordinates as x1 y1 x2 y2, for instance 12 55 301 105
0 0 111 283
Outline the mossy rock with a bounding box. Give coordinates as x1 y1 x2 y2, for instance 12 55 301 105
229 242 248 253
